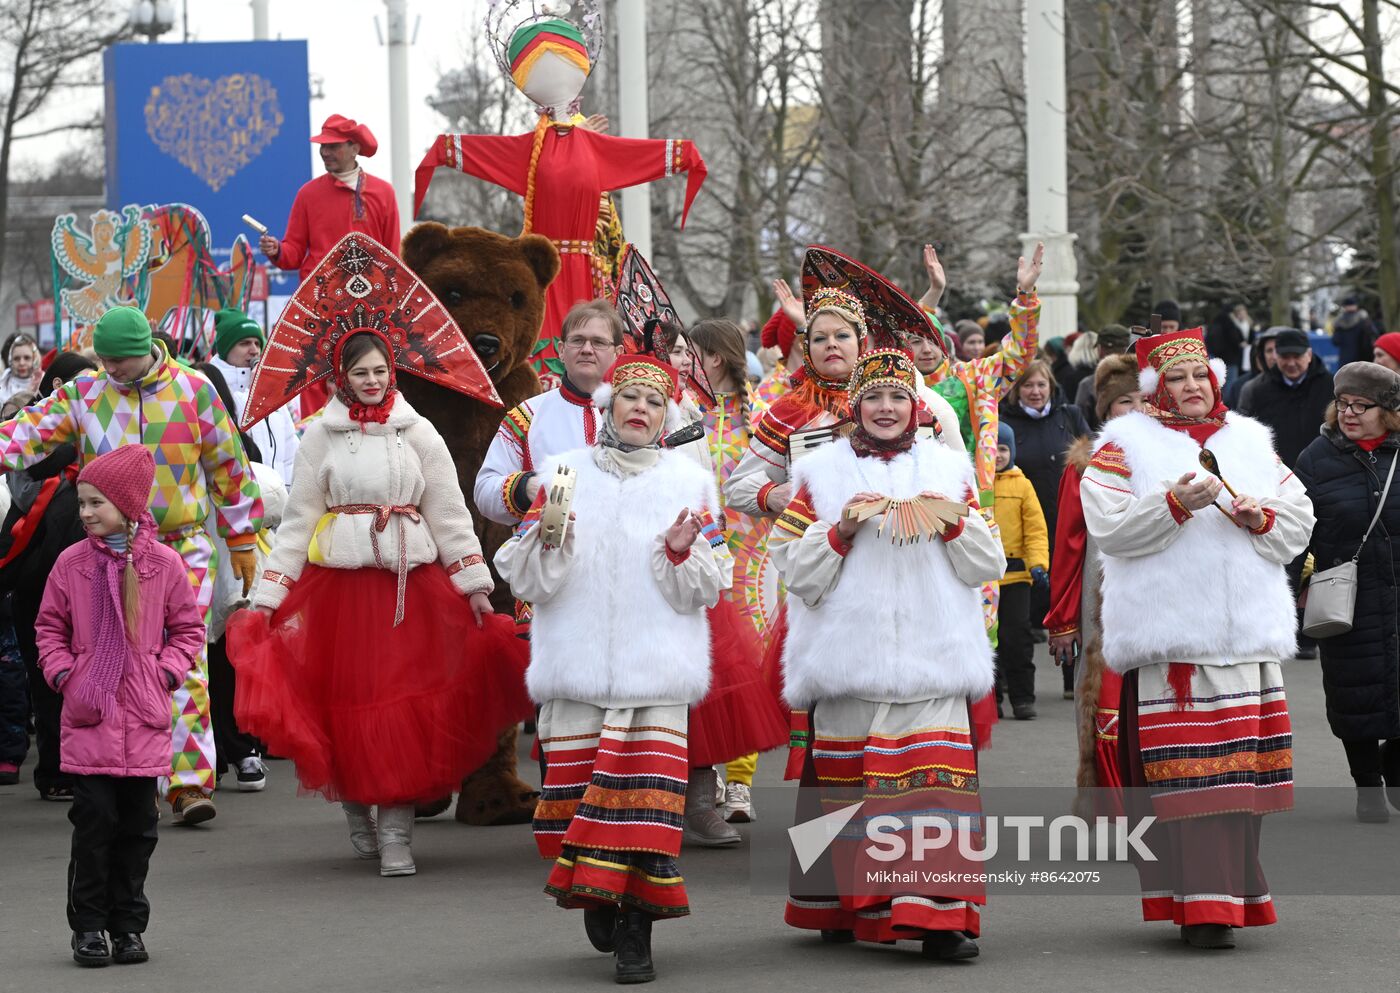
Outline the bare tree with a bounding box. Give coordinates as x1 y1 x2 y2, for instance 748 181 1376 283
1241 0 1400 327
0 0 129 288
647 0 825 319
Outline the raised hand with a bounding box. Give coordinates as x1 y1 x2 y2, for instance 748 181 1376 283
773 278 805 328
1016 241 1045 295
923 243 947 304
580 113 610 133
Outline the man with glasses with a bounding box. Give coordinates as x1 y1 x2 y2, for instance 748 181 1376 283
474 299 625 525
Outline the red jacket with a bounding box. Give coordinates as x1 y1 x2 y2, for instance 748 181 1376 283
273 171 401 282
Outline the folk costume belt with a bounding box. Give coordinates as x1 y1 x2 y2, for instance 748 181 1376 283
328 503 421 626
549 238 608 298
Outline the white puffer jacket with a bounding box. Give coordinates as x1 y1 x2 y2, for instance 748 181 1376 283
254 393 492 610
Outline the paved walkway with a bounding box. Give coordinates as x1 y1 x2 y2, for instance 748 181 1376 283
1 650 1394 992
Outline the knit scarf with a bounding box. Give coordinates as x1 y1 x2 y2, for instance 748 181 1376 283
593 411 662 478
76 517 151 721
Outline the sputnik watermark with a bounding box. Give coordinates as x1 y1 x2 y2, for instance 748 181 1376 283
789 801 1157 871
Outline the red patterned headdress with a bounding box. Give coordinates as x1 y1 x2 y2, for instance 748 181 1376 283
241 233 501 429
1134 327 1228 432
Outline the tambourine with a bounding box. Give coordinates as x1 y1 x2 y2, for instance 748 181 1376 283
539 464 576 548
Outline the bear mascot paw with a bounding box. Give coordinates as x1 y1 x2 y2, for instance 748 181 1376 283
400 222 559 826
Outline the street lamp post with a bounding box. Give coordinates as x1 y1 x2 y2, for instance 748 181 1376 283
128 0 176 42
1022 0 1080 340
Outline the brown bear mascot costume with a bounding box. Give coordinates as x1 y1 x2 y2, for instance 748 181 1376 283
398 222 560 826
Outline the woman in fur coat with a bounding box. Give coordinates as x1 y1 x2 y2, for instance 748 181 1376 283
1081 328 1314 950
494 354 726 986
229 330 530 878
772 348 1006 962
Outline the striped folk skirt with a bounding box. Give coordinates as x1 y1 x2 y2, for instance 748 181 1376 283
1119 661 1293 928
786 695 985 942
533 699 691 919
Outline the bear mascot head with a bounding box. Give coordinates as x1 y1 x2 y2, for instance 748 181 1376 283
398 222 560 827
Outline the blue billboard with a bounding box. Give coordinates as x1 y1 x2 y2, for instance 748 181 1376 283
103 40 310 290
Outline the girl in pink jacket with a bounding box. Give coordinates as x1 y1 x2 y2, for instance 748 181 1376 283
35 444 206 969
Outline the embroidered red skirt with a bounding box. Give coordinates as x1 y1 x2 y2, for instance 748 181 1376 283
228 564 532 806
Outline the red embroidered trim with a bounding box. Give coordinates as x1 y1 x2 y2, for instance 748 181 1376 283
664 544 691 566
445 554 485 577
1165 490 1193 525
262 570 295 591
1249 507 1277 536
757 480 778 513
940 514 967 541
827 526 852 556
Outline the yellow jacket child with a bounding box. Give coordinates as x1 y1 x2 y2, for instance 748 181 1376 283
993 423 1049 585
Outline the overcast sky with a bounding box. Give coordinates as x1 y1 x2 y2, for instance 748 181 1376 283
19 0 495 179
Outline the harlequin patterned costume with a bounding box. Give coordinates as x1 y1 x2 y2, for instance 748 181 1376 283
1081 328 1315 930
0 335 263 799
771 348 1006 949
227 237 530 812
921 294 1040 638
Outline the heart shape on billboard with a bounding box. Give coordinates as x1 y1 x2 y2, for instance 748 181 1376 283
144 73 285 191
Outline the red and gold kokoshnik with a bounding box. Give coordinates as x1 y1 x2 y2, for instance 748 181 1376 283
1137 330 1209 376
807 286 868 338
607 355 677 399
848 348 920 407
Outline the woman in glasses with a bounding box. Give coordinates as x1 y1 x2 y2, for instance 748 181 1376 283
1295 361 1400 823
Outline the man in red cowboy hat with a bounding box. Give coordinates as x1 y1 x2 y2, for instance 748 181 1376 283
259 114 401 285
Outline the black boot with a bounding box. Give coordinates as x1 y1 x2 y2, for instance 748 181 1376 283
613 909 655 984
585 903 620 952
921 930 980 961
1180 924 1235 949
110 932 148 964
820 929 855 943
71 931 110 967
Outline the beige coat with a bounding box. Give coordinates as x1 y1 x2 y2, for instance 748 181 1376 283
255 393 492 611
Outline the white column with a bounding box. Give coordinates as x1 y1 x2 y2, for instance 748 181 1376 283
385 0 413 235
1022 0 1079 339
251 0 268 39
616 0 651 258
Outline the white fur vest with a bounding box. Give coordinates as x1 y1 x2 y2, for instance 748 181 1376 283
1093 411 1297 671
526 448 716 707
782 438 994 707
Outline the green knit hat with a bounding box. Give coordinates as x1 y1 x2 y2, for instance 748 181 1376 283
213 308 265 361
92 307 153 358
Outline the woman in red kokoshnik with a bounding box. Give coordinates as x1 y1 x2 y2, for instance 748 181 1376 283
773 348 1005 960
723 286 869 777
1081 328 1314 949
230 327 530 879
495 354 726 985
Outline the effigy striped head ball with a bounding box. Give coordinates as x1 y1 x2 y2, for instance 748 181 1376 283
508 17 590 114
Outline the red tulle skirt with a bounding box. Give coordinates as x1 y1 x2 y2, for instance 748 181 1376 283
227 564 532 806
687 598 789 767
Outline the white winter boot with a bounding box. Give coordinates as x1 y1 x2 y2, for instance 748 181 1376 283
343 802 378 859
376 805 417 877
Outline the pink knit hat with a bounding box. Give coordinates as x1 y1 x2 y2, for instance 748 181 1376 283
77 444 155 522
